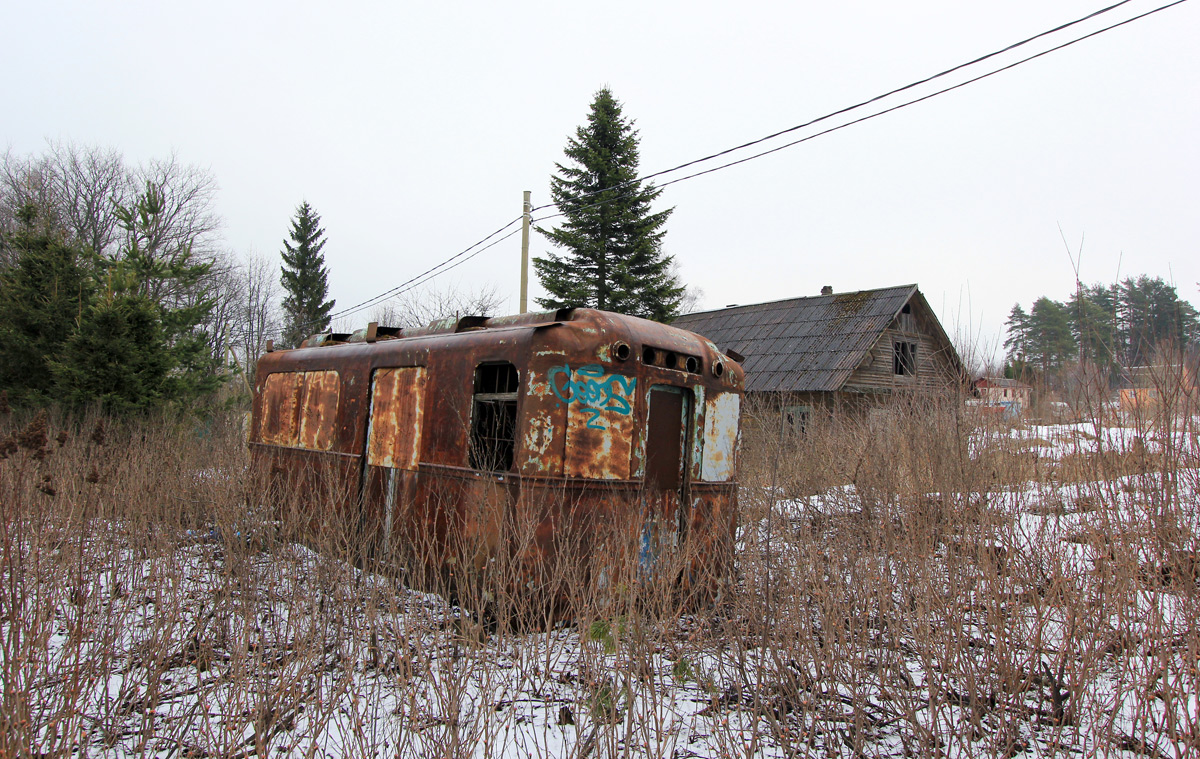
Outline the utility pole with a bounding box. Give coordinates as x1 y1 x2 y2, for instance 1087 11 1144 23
520 190 531 313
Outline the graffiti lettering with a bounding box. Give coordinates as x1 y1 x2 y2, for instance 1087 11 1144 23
548 364 637 430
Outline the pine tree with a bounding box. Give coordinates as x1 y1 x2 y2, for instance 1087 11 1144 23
280 201 334 348
1003 304 1030 362
1027 297 1075 375
534 88 684 322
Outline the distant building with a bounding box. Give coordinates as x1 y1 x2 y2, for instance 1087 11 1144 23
1118 363 1197 413
673 284 966 421
972 377 1031 417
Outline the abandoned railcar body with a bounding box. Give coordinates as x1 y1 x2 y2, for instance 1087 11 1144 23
248 308 744 587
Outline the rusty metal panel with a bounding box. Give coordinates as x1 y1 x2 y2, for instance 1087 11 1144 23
367 367 427 470
550 363 637 480
298 370 340 451
258 372 303 446
701 392 740 482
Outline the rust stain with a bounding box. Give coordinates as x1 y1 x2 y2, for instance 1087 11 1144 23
298 370 340 450
367 367 427 469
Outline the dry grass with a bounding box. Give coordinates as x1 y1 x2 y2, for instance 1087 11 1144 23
1 373 1198 757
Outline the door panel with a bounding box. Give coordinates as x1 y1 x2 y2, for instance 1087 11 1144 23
645 388 686 492
641 386 692 567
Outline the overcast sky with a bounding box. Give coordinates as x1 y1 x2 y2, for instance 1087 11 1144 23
5 0 1197 363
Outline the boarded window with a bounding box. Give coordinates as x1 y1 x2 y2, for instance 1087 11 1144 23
469 363 519 472
258 371 340 449
701 393 740 482
367 367 428 470
893 341 917 376
558 366 636 480
259 373 303 446
298 371 340 450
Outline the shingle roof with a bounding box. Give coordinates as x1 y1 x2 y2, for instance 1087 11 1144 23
673 285 920 393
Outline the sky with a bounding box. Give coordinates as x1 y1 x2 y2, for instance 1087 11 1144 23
4 0 1198 364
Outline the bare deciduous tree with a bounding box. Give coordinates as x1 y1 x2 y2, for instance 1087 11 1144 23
2 143 132 258
232 251 281 383
367 282 504 330
49 142 130 258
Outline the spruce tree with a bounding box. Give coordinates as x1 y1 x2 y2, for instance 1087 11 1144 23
51 185 222 413
0 205 94 405
534 88 684 322
280 201 335 348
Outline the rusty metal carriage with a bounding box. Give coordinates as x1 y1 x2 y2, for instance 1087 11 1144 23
248 308 744 592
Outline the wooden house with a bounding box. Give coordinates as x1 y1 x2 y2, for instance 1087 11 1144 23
1118 363 1197 413
972 377 1032 417
672 285 965 420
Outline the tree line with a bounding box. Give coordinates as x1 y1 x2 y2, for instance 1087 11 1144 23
1003 275 1199 384
0 143 325 414
0 92 690 415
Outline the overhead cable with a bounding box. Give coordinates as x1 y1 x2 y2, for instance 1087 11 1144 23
531 0 1145 215
304 0 1189 328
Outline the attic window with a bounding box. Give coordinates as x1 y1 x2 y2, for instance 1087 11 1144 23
469 362 519 472
901 303 912 314
893 341 917 376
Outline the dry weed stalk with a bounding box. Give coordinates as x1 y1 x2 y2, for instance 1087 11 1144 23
0 358 1196 758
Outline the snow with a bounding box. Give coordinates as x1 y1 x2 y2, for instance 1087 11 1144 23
2 420 1198 757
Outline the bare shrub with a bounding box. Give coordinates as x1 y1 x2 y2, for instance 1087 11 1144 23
1 364 1196 757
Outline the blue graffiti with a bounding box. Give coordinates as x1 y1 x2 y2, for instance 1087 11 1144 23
548 364 637 430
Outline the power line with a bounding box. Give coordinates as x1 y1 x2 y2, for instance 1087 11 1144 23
281 215 525 335
530 0 1143 216
643 0 1191 193
271 225 524 339
306 0 1189 330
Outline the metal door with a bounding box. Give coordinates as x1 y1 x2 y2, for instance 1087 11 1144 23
641 385 692 567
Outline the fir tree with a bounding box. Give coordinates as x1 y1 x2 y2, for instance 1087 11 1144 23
534 88 683 322
0 205 94 405
51 185 221 413
51 289 172 414
279 201 334 347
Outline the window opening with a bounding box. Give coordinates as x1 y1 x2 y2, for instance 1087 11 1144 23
469 363 519 472
782 404 811 436
893 341 917 376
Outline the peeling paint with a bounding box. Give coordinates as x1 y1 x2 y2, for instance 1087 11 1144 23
701 393 740 482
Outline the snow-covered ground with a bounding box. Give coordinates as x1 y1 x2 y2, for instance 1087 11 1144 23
3 420 1198 757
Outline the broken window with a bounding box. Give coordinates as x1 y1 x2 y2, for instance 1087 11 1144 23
782 404 811 436
893 341 917 376
469 362 519 472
